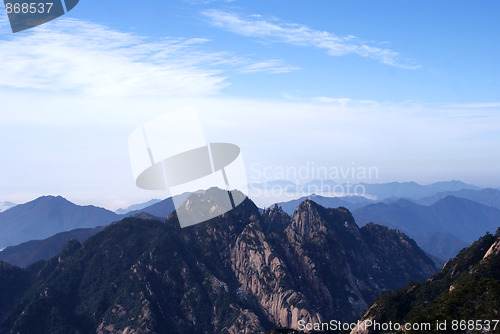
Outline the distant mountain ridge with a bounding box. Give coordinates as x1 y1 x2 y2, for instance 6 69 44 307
358 180 479 200
353 195 500 259
0 226 104 268
417 187 500 209
124 192 192 218
412 231 469 261
249 180 479 202
0 190 436 333
0 193 190 250
0 196 119 249
115 199 161 214
274 194 373 215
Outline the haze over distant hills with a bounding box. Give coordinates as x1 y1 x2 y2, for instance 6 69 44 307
274 194 373 215
353 196 500 243
248 180 480 207
0 201 16 213
416 187 500 209
359 180 479 200
115 199 161 214
353 196 500 259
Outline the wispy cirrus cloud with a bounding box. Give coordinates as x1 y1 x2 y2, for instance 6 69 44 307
202 9 421 69
239 59 300 73
0 14 297 96
0 18 228 96
443 102 500 109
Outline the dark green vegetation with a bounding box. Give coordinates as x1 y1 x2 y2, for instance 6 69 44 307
0 189 437 333
357 228 500 333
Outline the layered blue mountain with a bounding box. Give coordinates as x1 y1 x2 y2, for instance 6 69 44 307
115 199 162 214
358 180 479 199
0 226 104 267
124 192 191 218
411 231 469 261
416 187 500 209
248 180 478 201
0 196 119 249
0 193 192 264
353 196 500 259
274 194 373 215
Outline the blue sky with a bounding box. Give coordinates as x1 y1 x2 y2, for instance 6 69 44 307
0 0 499 208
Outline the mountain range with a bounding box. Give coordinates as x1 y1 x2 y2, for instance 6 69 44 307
248 180 479 201
0 189 436 333
0 194 187 250
274 194 373 215
358 180 479 200
1 182 498 265
353 196 500 259
271 192 500 261
416 187 500 209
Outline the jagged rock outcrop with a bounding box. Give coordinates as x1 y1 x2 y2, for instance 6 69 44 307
0 189 436 333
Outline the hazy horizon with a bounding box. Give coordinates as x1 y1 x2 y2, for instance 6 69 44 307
1 178 497 211
1 1 499 210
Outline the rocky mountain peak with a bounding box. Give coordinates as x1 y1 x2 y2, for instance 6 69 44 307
290 199 357 241
262 204 290 234
290 198 324 237
174 187 249 227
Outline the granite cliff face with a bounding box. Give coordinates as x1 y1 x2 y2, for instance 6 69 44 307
0 189 436 333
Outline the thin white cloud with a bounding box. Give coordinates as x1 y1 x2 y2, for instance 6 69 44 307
203 9 421 69
240 59 300 73
0 15 298 96
0 18 229 96
311 96 381 107
443 102 500 109
312 96 352 105
281 92 300 100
